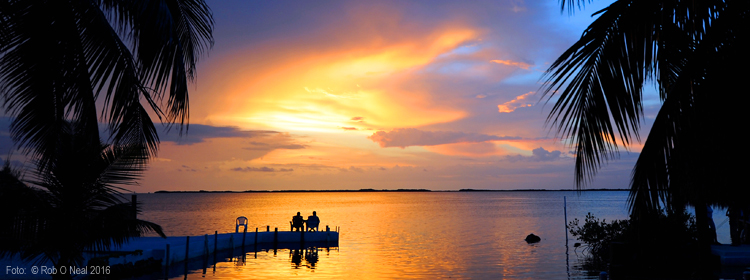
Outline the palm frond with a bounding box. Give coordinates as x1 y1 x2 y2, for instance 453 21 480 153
0 1 99 170
559 0 597 15
87 202 166 253
0 164 52 261
1 0 213 161
97 143 149 187
542 0 662 186
75 0 163 157
542 0 735 188
108 0 214 133
1 123 167 266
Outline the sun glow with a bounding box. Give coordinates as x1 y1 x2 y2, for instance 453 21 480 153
199 27 478 133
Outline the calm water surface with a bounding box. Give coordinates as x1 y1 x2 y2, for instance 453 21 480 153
136 191 719 279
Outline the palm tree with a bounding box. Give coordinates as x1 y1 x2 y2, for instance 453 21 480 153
0 121 165 277
542 0 749 274
0 0 214 168
0 2 210 274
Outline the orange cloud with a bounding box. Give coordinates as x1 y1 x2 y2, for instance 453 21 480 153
424 142 505 157
490 59 532 70
197 21 480 134
498 91 534 113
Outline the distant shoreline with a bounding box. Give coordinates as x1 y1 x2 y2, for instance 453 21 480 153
150 188 628 194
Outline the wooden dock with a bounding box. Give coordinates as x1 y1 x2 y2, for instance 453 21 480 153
106 228 339 266
0 228 339 279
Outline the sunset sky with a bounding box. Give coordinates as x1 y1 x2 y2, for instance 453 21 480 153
0 0 661 192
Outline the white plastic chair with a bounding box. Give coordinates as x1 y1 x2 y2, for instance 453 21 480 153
236 216 248 233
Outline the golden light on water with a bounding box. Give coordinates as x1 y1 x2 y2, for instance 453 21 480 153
148 192 633 279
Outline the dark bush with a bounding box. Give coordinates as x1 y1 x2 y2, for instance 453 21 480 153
569 210 699 278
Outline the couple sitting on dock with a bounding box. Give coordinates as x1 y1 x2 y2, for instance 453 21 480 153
291 211 320 232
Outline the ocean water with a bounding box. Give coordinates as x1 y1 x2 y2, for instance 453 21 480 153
136 191 731 279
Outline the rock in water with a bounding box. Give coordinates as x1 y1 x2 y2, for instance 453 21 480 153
525 233 541 243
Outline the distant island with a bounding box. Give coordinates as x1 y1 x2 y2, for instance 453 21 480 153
152 188 628 193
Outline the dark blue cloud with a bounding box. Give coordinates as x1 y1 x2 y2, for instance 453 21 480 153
369 128 521 148
157 124 277 145
505 147 564 162
0 117 278 147
231 166 293 172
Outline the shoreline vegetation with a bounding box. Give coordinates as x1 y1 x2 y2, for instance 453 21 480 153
152 188 628 193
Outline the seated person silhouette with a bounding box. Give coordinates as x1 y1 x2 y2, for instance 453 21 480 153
291 212 305 231
306 211 320 232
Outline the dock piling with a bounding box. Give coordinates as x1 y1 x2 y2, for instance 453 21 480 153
202 234 208 275
274 227 278 249
241 226 247 256
267 225 270 232
254 228 258 251
273 228 278 256
213 231 218 267
184 236 190 278
204 234 209 255
564 196 569 245
165 243 170 279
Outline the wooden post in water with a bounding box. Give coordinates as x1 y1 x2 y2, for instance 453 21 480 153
204 234 209 255
213 231 218 265
213 231 218 273
203 234 209 275
267 225 270 232
241 226 247 255
273 227 278 256
184 236 190 278
165 243 170 279
564 196 569 245
254 228 259 258
274 227 278 248
254 228 258 251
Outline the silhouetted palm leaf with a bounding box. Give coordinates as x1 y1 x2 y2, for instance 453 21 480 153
0 122 166 268
0 0 213 167
542 0 730 184
546 0 749 217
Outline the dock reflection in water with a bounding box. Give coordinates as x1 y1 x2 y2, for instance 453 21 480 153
165 242 338 279
290 246 325 269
